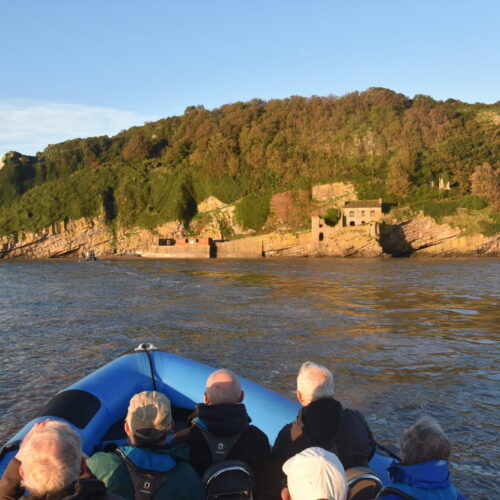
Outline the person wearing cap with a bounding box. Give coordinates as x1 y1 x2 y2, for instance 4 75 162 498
0 419 121 500
272 362 375 470
281 447 349 500
171 369 271 498
86 391 203 500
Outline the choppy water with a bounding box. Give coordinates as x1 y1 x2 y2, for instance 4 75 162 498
0 258 498 498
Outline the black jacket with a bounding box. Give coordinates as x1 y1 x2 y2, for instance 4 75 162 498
171 403 270 497
271 397 375 470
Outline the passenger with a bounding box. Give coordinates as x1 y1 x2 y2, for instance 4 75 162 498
281 447 349 500
86 391 203 500
0 419 119 500
377 417 465 500
172 368 271 497
272 362 375 474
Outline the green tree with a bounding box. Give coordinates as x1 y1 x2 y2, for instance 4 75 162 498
470 163 500 211
122 133 152 162
385 158 411 196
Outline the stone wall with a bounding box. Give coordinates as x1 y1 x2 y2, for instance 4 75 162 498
141 245 211 258
216 237 264 258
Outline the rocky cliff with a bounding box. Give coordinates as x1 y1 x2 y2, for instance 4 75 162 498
1 190 498 259
380 216 499 257
0 218 183 259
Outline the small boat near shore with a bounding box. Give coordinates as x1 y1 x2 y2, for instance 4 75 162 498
0 343 394 484
83 250 98 261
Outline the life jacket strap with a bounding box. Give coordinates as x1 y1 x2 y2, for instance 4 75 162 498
194 422 245 463
115 448 174 500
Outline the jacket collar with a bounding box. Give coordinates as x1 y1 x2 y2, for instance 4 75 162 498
194 403 250 436
388 460 452 489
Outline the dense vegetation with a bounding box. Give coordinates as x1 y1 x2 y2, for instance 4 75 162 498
0 88 498 237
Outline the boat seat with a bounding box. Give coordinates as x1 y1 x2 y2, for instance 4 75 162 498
346 466 383 500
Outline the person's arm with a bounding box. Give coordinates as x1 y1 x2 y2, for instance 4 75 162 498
0 458 24 500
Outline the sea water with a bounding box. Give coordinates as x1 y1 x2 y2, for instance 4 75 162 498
0 258 498 498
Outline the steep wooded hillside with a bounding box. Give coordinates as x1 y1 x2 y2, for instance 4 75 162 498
0 88 498 237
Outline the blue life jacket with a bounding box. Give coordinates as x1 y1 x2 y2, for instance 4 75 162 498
377 460 465 500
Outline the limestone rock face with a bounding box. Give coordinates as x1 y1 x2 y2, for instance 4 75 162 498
311 182 357 205
1 211 497 260
190 204 249 240
262 232 311 257
380 216 499 257
413 233 500 257
314 225 384 257
0 217 184 259
197 196 227 213
1 218 113 259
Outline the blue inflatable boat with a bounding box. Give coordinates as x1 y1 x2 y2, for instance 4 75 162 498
0 343 394 483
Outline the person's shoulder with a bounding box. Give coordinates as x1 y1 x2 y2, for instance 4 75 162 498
165 442 191 462
86 450 122 472
271 421 295 451
276 420 294 436
342 408 371 428
246 425 270 444
172 460 203 480
161 461 204 499
172 424 202 444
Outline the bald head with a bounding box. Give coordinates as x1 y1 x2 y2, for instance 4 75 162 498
205 369 244 404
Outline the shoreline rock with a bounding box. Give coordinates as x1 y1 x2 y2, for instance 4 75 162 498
1 214 498 260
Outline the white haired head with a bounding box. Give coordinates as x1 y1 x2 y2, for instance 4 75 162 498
400 416 451 465
282 447 348 500
204 369 243 405
296 361 334 406
18 420 83 497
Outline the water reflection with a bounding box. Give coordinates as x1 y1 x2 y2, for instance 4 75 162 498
0 258 498 498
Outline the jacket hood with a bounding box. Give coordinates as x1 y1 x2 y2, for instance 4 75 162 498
388 460 452 489
194 403 251 435
300 398 343 445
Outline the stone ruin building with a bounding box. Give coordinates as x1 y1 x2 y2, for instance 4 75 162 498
341 198 383 226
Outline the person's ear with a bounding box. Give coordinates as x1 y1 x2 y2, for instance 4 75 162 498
238 390 244 403
281 487 291 500
296 390 306 406
19 464 25 480
124 421 131 437
204 392 209 404
80 457 86 475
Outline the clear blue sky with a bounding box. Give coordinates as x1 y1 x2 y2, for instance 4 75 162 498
1 0 499 157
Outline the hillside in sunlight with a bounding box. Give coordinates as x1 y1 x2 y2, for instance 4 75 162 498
0 88 498 237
